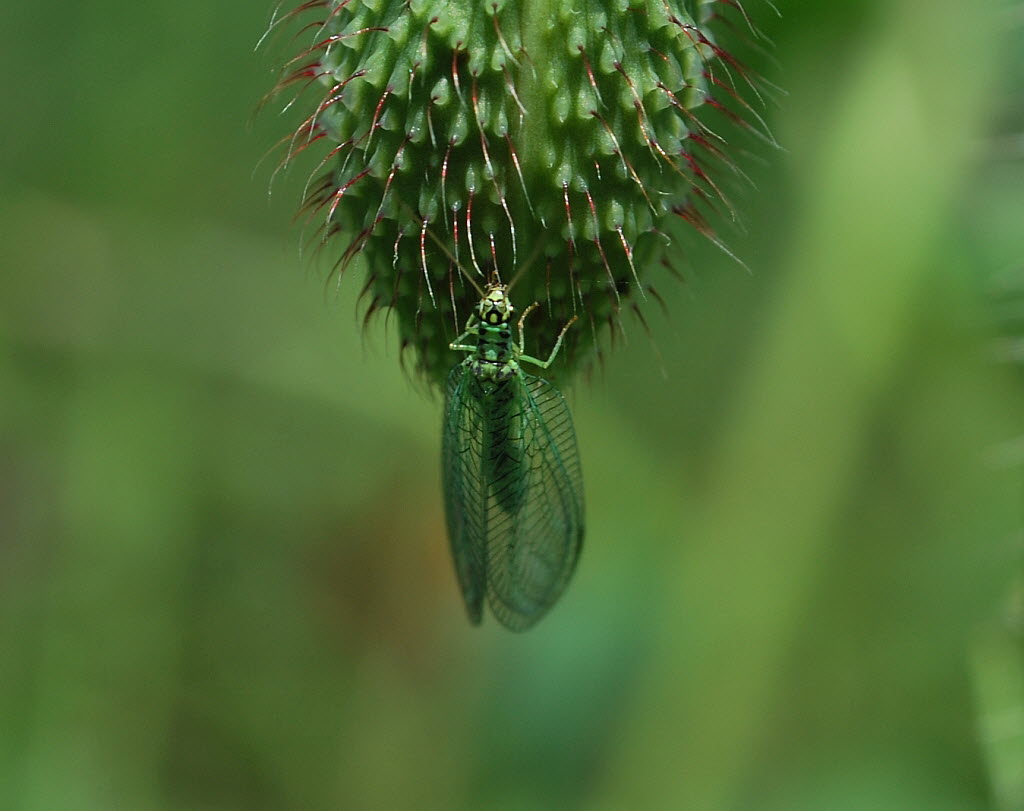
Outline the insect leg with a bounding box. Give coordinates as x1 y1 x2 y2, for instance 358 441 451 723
516 301 541 351
449 314 479 352
520 315 578 369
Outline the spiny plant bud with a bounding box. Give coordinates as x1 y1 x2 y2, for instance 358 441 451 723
266 0 767 385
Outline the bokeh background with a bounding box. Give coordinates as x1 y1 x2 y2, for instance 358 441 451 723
2 0 1024 809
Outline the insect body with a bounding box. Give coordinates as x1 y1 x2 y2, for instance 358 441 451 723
442 280 584 630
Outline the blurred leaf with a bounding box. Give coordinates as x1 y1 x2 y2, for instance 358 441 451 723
973 582 1024 811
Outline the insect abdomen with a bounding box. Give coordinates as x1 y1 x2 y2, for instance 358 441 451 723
481 378 528 517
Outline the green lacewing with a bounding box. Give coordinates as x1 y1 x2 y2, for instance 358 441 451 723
442 275 584 630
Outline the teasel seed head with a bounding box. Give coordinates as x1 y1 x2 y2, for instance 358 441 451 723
265 0 771 385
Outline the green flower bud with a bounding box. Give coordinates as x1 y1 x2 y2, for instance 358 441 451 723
267 0 765 385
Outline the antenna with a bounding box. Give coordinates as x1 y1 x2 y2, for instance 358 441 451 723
506 237 548 291
399 201 552 298
399 200 484 297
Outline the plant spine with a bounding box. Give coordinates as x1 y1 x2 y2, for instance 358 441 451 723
269 0 765 384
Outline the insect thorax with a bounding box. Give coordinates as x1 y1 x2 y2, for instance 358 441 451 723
469 320 519 383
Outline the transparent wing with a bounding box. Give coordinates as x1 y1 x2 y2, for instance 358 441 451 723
442 366 584 630
483 373 584 631
442 363 487 624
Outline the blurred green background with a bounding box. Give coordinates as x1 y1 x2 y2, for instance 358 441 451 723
2 1 1023 809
